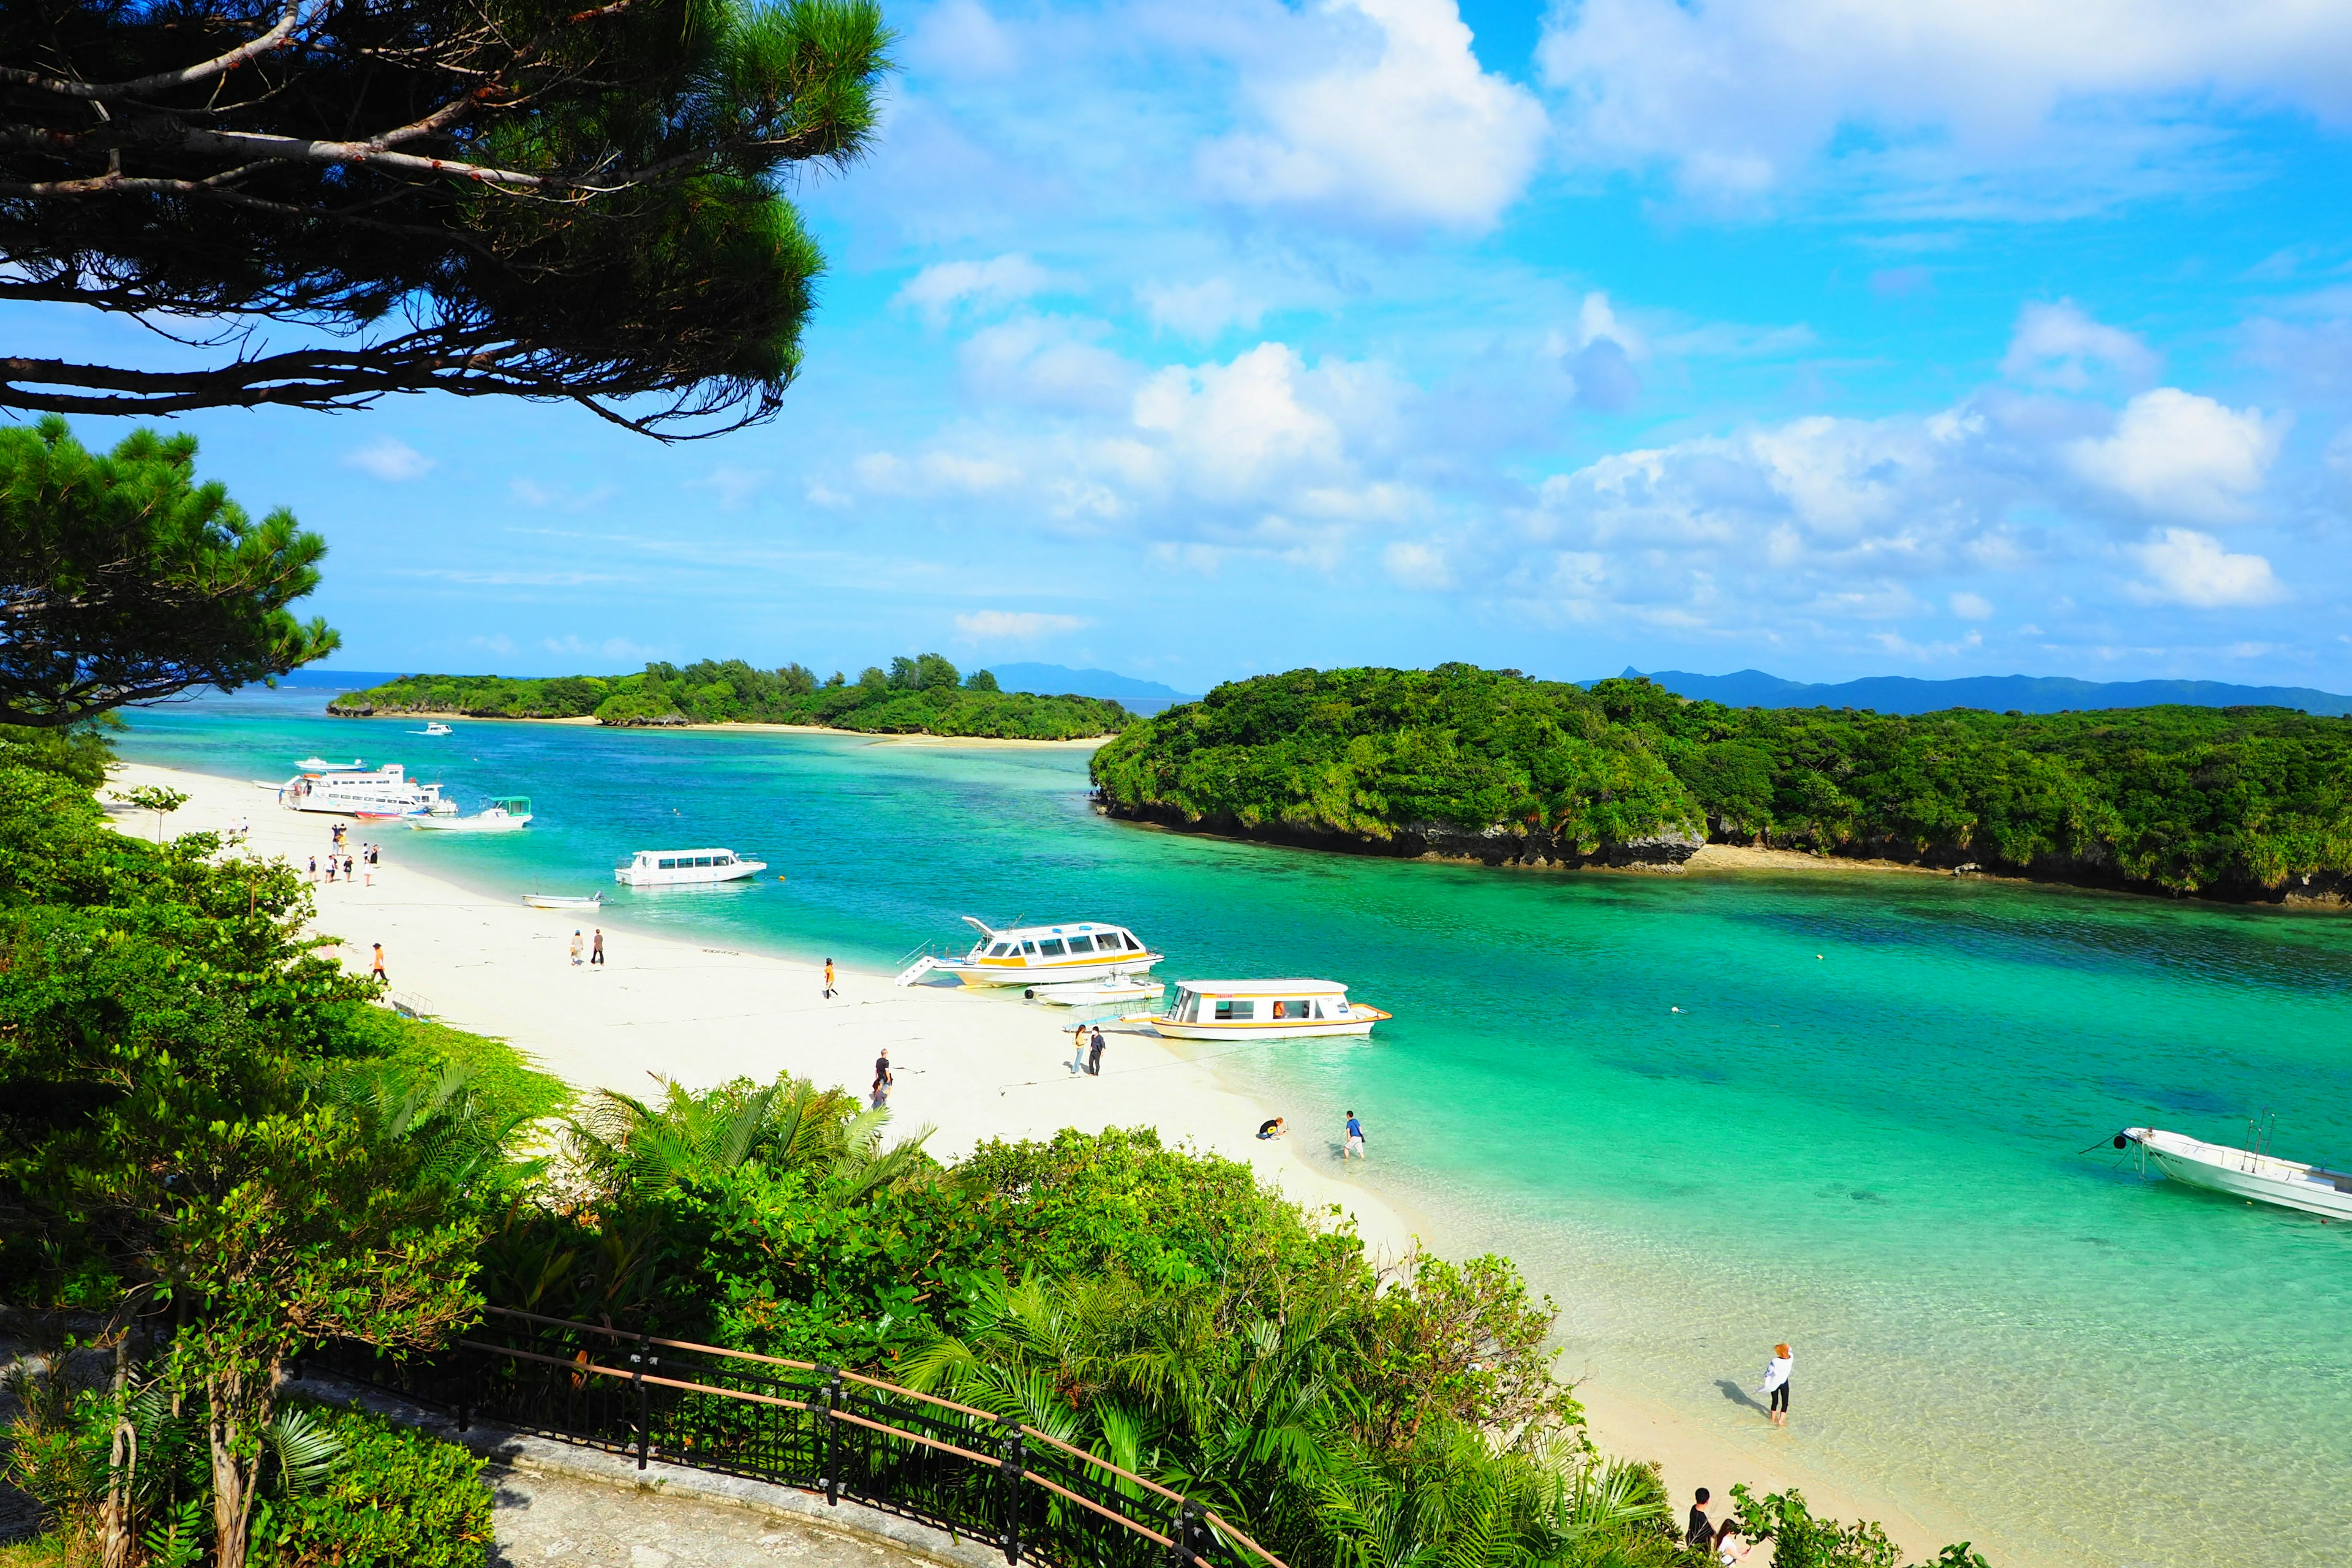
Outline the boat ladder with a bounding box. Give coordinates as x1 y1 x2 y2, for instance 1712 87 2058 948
893 954 940 987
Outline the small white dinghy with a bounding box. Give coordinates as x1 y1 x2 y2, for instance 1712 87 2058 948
522 892 604 911
2116 1126 2352 1220
1025 973 1164 1006
410 796 532 832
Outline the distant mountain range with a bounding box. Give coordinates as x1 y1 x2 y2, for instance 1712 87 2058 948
1623 668 2352 717
985 662 1200 715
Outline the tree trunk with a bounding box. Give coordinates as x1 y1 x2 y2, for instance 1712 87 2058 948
96 1333 135 1568
206 1361 272 1568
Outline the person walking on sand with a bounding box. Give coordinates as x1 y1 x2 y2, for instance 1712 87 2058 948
1071 1022 1089 1072
590 929 605 968
1087 1025 1106 1077
1686 1489 1715 1551
371 943 387 984
570 930 584 967
1755 1343 1793 1427
1343 1110 1366 1159
871 1047 893 1109
824 957 837 1000
362 845 374 887
307 854 318 881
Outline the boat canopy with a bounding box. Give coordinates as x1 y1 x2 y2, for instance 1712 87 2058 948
490 796 533 813
1172 979 1350 996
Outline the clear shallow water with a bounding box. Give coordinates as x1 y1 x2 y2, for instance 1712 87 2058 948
119 693 2352 1568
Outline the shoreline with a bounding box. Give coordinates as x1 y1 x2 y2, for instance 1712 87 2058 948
112 755 1968 1563
323 708 1114 748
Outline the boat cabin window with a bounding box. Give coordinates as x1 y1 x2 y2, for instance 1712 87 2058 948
989 943 1012 957
1038 938 1067 957
1272 999 1312 1020
658 857 678 870
1215 999 1254 1021
716 854 734 866
1174 992 1199 1022
1065 935 1095 954
1021 940 1038 955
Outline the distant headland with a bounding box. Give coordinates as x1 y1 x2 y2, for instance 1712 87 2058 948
328 655 1132 741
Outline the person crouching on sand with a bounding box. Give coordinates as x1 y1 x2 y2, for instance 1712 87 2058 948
1756 1343 1793 1427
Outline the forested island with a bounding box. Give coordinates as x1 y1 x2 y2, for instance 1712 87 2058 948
1090 665 2352 904
330 654 1132 740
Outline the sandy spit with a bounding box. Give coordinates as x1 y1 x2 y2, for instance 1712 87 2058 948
108 760 1958 1562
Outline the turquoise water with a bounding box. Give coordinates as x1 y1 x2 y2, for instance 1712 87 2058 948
118 694 2352 1568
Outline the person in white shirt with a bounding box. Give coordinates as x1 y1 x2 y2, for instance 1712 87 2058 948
1756 1343 1793 1427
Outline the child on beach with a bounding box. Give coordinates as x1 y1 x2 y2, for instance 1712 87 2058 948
371 943 387 984
1756 1344 1793 1427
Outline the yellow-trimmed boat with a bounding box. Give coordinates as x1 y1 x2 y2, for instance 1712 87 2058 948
899 916 1163 987
1125 979 1389 1040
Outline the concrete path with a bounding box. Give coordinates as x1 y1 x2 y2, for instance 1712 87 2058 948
487 1462 925 1568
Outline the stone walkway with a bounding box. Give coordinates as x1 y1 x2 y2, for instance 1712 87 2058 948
487 1464 927 1568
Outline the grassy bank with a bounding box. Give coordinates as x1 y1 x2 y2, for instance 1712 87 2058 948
1090 665 2352 902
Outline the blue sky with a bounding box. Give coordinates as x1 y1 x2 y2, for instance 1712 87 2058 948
15 0 2352 690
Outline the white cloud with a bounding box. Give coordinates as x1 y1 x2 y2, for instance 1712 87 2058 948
509 478 616 512
2128 528 2282 608
2067 388 2283 521
1950 591 1996 620
1138 277 1266 339
689 465 769 511
1537 0 2352 199
2001 300 2159 389
895 254 1058 324
854 450 1023 496
960 315 1138 412
1199 0 1548 230
344 437 433 482
952 610 1090 641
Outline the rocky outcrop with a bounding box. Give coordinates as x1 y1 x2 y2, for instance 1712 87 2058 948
1096 797 1704 870
597 710 690 727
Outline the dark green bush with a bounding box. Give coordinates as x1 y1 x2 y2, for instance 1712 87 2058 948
250 1403 491 1568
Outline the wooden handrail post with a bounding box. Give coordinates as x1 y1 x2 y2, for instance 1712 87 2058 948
816 1364 843 1505
997 1416 1026 1565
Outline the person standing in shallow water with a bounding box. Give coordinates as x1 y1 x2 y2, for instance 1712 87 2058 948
1343 1110 1366 1159
1756 1343 1793 1427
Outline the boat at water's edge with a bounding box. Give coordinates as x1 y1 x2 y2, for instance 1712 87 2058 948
2116 1126 2352 1219
1125 979 1389 1040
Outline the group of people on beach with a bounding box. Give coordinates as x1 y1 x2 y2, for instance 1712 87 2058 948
1254 1110 1367 1159
1686 1487 1752 1563
568 929 606 967
308 823 379 886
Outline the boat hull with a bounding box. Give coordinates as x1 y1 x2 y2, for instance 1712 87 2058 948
1129 1006 1390 1041
1025 979 1164 1006
946 955 1163 987
2132 1128 2352 1220
522 895 604 910
615 861 767 888
410 814 531 832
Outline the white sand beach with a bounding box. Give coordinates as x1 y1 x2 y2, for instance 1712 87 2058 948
111 758 1959 1562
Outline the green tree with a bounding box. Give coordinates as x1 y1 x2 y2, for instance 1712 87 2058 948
114 783 187 842
1 1 896 437
0 418 337 726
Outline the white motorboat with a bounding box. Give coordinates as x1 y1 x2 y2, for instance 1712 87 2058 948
1024 973 1165 1006
410 796 532 832
277 761 445 817
1125 979 1390 1041
414 722 454 737
522 892 605 910
899 917 1162 987
295 756 364 772
2116 1126 2352 1220
615 848 766 887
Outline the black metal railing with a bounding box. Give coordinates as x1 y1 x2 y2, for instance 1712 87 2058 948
301 1308 1279 1568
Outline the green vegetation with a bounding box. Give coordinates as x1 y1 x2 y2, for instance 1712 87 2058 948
0 419 336 728
334 653 1133 739
1091 664 2352 900
0 740 557 1566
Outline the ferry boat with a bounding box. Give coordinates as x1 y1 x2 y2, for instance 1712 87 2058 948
411 796 532 832
2114 1126 2352 1220
615 848 766 888
1128 979 1390 1041
901 917 1162 987
277 760 447 817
